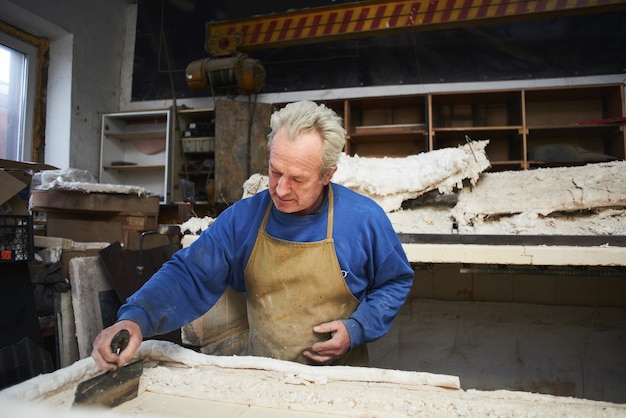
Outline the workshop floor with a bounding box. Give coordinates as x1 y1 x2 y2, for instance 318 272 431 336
369 298 626 404
2 306 626 417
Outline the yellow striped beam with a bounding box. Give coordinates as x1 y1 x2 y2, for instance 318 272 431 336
207 0 626 52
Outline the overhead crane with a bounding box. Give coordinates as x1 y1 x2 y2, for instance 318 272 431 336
207 0 626 52
185 0 626 94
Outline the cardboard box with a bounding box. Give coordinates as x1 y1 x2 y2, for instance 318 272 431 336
0 160 55 199
30 190 159 215
45 217 124 245
0 159 56 216
0 159 56 172
0 171 29 216
29 189 160 247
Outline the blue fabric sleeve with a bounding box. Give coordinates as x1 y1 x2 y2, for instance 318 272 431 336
329 184 414 348
117 192 269 337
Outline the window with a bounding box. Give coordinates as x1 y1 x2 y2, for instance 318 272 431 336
0 33 37 162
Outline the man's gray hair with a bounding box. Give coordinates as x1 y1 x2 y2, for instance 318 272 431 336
268 100 346 179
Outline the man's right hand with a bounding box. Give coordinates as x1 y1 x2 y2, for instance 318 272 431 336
91 320 143 371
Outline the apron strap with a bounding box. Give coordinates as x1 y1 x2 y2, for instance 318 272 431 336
326 185 334 239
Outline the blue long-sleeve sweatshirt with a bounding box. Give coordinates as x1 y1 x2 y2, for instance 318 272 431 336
118 182 414 348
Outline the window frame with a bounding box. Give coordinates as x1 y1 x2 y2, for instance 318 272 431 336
0 30 39 162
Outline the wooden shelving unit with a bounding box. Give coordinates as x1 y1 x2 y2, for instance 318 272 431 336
429 90 524 169
322 83 625 171
343 96 428 157
524 85 625 169
100 101 272 211
170 108 216 204
99 83 624 211
100 110 171 203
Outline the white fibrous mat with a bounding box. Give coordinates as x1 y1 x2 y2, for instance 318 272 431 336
400 160 626 235
333 140 491 213
180 216 215 234
241 140 489 208
1 340 625 418
241 142 626 236
34 168 152 196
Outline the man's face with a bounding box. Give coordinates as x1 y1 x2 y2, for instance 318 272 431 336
268 127 334 215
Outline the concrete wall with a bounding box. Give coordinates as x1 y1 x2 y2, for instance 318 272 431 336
366 265 626 404
410 263 626 308
369 298 626 404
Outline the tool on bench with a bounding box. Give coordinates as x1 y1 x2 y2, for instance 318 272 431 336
73 329 143 408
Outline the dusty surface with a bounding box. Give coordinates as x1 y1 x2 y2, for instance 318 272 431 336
453 161 626 218
1 340 625 417
389 205 626 235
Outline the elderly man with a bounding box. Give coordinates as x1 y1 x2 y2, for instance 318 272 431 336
92 100 414 369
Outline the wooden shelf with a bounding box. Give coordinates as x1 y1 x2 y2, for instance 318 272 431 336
527 124 623 138
100 110 171 204
321 83 625 168
488 160 524 168
106 131 166 141
178 171 213 176
172 108 216 204
433 126 523 142
352 123 426 136
433 125 522 132
103 164 166 171
171 200 211 205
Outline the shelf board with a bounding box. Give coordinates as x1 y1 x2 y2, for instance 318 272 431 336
527 160 604 168
433 125 522 132
527 124 622 138
106 131 167 141
433 126 523 143
178 171 213 176
431 90 522 105
172 200 211 205
490 160 524 166
177 108 214 116
351 123 426 136
103 164 166 171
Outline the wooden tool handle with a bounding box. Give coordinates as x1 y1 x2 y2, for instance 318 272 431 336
111 329 130 355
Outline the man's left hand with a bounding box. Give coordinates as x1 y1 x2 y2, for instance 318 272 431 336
303 320 351 364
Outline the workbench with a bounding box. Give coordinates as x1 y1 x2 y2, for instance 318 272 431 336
400 234 626 267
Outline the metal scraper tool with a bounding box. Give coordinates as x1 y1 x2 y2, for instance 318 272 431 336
73 329 144 408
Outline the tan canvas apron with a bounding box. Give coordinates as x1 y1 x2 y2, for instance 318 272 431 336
244 186 369 366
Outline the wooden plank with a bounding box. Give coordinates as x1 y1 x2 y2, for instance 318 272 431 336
398 233 626 247
69 256 117 359
214 100 271 205
402 243 626 266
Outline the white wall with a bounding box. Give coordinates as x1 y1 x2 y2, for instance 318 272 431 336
1 0 128 177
